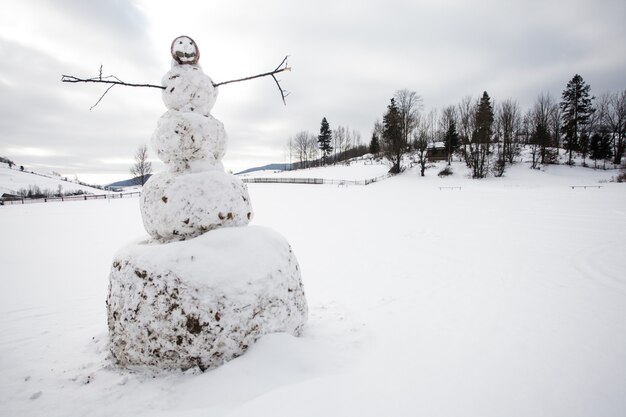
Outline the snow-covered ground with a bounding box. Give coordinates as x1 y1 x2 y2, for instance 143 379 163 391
1 162 625 417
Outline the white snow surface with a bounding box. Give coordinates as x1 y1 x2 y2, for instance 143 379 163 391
1 161 626 417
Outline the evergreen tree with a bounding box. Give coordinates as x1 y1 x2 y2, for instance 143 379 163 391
382 98 404 174
467 91 493 178
530 120 549 169
474 91 494 144
560 74 595 165
369 132 381 155
443 120 460 165
589 133 602 168
579 133 590 165
600 133 613 169
590 132 613 168
317 117 333 165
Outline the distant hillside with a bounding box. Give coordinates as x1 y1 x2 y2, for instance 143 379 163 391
0 162 107 197
236 163 290 175
107 175 153 188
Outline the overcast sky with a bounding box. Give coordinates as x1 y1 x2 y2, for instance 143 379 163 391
1 0 624 184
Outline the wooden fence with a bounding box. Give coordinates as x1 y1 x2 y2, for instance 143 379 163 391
242 173 392 186
0 191 142 206
2 173 394 206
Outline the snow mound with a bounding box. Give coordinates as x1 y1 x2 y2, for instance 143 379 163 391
107 225 308 371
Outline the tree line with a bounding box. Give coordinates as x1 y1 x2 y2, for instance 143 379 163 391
285 120 370 169
286 74 625 178
381 74 625 178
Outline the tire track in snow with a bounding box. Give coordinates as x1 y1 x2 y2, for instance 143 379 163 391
572 241 626 296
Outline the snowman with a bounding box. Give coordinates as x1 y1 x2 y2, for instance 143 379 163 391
106 36 307 372
141 35 253 241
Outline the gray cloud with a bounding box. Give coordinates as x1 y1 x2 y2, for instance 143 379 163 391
1 0 625 182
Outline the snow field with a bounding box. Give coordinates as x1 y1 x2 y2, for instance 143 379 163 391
1 162 625 417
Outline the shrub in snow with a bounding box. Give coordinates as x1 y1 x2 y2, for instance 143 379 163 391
438 166 453 177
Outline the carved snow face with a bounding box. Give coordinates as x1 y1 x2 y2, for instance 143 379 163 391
171 36 199 65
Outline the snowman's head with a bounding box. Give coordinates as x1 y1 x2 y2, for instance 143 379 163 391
171 36 200 65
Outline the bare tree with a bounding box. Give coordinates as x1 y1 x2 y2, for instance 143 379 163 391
352 128 362 148
293 131 316 169
130 145 153 186
414 117 430 176
394 89 423 150
306 133 318 166
440 105 456 132
333 125 347 162
550 103 562 159
345 128 363 160
496 99 521 165
600 90 626 165
427 108 439 143
284 137 294 169
457 96 475 164
345 129 353 156
530 93 557 167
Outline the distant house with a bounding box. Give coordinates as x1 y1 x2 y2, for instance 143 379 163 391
1 193 21 205
426 141 447 161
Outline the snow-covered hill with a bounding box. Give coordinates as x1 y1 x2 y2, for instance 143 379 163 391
1 161 625 417
0 162 108 196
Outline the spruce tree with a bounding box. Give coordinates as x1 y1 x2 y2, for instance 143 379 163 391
443 120 460 165
369 132 381 155
468 91 494 178
474 91 494 144
589 133 601 168
382 98 404 174
590 133 613 168
600 133 613 169
317 117 333 165
560 74 595 165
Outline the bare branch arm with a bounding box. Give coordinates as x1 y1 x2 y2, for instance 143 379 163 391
213 55 291 105
61 55 291 108
61 75 165 90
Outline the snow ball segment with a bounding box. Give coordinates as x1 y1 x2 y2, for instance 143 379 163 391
106 36 307 371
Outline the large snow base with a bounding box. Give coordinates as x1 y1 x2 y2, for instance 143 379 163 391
107 226 307 371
